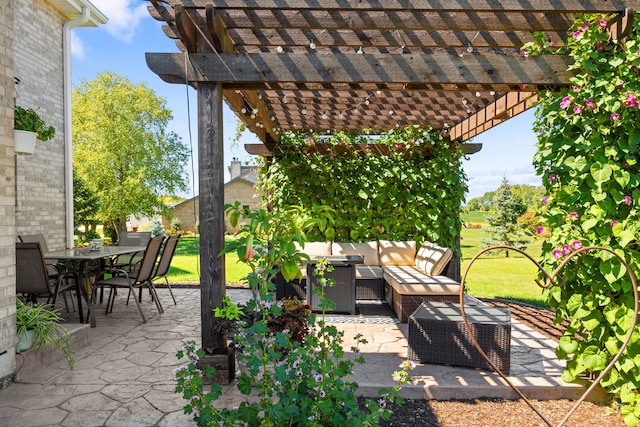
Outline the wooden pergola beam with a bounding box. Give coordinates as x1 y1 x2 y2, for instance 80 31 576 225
245 142 483 157
165 0 637 13
450 92 539 140
146 52 574 86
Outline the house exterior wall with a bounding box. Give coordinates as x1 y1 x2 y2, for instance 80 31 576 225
13 0 66 251
162 181 262 234
0 0 16 389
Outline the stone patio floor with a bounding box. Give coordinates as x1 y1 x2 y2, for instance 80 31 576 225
0 287 603 427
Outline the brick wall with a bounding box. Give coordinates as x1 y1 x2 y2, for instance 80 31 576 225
162 181 263 233
0 0 16 388
13 0 66 251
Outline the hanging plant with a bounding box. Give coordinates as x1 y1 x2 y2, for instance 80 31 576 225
14 105 56 142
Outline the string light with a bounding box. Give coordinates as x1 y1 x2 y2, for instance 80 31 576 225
356 46 364 54
388 108 394 115
301 106 307 115
276 46 284 53
339 111 344 119
467 42 473 53
282 95 288 103
322 112 328 119
364 97 370 105
490 91 496 96
309 39 316 50
475 91 481 97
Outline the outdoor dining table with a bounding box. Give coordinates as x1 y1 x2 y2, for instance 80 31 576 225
44 245 147 327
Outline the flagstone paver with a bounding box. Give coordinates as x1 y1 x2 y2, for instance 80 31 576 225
0 288 603 426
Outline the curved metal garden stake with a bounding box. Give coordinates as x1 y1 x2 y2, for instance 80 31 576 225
458 245 638 427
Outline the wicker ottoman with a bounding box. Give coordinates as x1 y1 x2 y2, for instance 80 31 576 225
408 302 511 374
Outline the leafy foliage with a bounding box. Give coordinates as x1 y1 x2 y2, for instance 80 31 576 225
14 105 55 142
480 177 530 255
261 126 467 250
176 219 414 426
526 13 640 426
72 71 190 235
73 174 100 243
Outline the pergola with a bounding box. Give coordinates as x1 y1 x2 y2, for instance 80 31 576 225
144 0 637 380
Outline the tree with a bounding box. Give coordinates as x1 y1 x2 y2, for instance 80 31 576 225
480 177 529 257
73 174 100 242
72 71 189 241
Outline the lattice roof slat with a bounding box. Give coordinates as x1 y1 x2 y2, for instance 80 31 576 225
145 0 637 150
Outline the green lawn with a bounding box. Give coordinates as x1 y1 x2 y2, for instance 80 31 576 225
166 236 251 285
169 223 550 306
460 227 548 307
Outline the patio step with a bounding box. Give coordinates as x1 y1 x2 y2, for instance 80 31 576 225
14 323 89 381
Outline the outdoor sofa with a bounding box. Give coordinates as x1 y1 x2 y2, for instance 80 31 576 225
275 240 461 322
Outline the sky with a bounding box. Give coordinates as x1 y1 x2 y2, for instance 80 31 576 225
71 0 541 202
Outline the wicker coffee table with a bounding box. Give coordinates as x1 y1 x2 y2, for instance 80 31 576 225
408 301 511 373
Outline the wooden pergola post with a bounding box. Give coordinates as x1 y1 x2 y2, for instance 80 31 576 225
197 82 234 383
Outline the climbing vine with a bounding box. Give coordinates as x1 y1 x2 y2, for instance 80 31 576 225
259 126 467 251
529 13 640 426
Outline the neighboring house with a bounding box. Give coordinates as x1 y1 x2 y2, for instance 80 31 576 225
0 1 106 389
163 159 262 233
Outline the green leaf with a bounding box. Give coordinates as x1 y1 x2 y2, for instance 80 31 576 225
582 345 608 372
590 162 613 183
357 190 368 199
557 336 579 358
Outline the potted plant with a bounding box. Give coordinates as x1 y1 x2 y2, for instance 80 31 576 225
15 299 74 370
13 105 56 155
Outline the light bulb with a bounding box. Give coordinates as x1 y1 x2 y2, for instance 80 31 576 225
276 46 284 53
490 91 496 96
467 43 473 53
364 97 370 105
241 107 247 114
388 109 394 115
301 107 307 115
322 112 328 119
282 95 288 103
356 46 364 54
309 40 316 49
252 108 259 115
339 111 344 119
251 113 256 119
475 91 481 97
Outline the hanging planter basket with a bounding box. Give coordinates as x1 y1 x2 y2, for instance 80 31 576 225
13 130 37 155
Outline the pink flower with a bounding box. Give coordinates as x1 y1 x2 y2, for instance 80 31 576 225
625 93 638 108
569 212 579 219
611 113 620 122
441 130 449 136
537 227 545 235
572 85 581 92
395 143 403 149
624 195 632 205
552 250 564 259
599 19 608 28
549 173 558 181
542 197 548 204
573 30 582 39
623 160 630 168
560 96 572 109
637 49 640 56
572 240 582 250
585 99 596 109
562 245 571 254
581 23 590 31
611 221 619 227
244 241 255 260
597 42 605 51
573 105 583 114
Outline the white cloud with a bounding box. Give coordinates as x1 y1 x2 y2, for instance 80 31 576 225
90 0 150 43
71 32 86 60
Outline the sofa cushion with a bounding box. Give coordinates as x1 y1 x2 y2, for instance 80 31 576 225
295 241 332 257
415 241 453 276
332 241 380 266
383 265 460 295
355 265 384 280
378 240 416 266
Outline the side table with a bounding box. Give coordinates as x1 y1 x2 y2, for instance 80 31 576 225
306 255 364 315
408 301 511 373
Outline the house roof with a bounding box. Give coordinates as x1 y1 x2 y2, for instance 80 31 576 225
49 0 108 26
145 0 638 155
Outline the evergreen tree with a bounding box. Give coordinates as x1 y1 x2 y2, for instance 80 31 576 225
480 177 529 257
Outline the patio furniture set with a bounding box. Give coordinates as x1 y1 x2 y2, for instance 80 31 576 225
276 240 512 373
15 232 180 328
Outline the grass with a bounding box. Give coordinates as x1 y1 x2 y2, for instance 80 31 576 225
168 214 551 306
167 236 251 285
460 228 548 307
